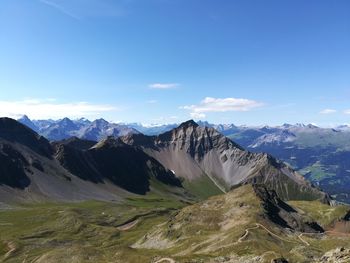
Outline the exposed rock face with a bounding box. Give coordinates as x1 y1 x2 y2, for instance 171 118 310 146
122 120 330 202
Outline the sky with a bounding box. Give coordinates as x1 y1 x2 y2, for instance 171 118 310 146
0 0 349 126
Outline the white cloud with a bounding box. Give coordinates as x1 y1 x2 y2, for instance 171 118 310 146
181 97 264 118
146 100 157 104
149 83 179 89
320 109 337 114
0 99 117 119
344 109 350 115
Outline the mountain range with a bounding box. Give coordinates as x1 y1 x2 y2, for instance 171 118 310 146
1 117 349 262
18 115 350 203
1 117 327 204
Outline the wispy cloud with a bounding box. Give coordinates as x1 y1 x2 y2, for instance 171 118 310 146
320 109 337 114
39 0 126 20
0 99 117 119
146 100 157 104
149 83 179 89
39 0 81 20
181 97 264 118
344 109 350 115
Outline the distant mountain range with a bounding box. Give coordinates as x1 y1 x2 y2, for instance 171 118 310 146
17 115 350 203
18 115 140 141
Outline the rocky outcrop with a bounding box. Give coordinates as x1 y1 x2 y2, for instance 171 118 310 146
319 247 350 262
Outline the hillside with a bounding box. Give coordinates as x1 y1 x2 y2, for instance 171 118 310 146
131 184 350 262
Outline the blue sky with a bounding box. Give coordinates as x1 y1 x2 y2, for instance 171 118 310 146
0 0 349 126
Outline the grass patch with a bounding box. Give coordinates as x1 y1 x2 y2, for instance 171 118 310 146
182 174 224 200
288 200 350 227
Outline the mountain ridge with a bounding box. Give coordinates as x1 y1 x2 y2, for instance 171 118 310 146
0 118 186 203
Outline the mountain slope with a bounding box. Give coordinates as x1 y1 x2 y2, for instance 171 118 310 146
54 136 182 194
122 120 329 202
0 118 185 204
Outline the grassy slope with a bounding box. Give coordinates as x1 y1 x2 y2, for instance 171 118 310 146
0 195 187 263
0 186 350 262
130 185 350 262
182 174 224 200
288 200 349 227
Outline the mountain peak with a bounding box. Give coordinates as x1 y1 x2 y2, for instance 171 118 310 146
178 119 199 129
17 115 38 132
92 136 126 149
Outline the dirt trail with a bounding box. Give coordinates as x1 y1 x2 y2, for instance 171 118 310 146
238 225 259 242
117 219 139 231
154 258 175 263
297 234 310 246
255 223 296 243
237 223 312 245
4 241 16 259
